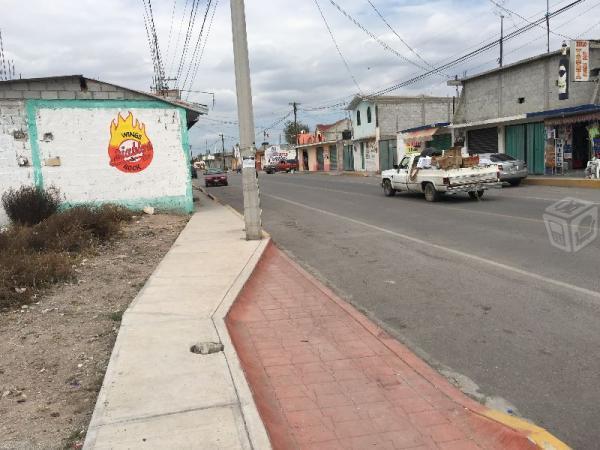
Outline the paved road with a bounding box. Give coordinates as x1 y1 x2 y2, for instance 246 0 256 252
197 172 600 449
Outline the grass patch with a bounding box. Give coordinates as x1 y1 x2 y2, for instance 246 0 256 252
109 310 125 322
0 204 133 309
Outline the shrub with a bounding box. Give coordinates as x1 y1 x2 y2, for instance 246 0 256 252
1 185 62 226
0 203 133 309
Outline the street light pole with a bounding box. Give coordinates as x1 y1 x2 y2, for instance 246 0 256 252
230 0 262 240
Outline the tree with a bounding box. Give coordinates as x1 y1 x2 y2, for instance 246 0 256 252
283 120 309 144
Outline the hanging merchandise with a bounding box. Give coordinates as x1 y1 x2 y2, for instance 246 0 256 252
588 123 600 159
558 42 569 100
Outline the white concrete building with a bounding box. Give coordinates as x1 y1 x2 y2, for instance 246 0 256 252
0 75 207 225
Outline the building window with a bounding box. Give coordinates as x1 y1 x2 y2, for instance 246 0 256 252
367 107 372 123
375 105 378 127
356 110 361 126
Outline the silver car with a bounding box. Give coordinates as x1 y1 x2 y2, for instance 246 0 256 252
479 153 528 186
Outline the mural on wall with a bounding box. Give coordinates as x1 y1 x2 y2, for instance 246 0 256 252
108 112 154 173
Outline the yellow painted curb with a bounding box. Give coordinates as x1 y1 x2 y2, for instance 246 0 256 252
524 178 600 189
483 410 571 450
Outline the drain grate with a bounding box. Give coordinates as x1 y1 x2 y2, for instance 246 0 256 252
190 342 224 355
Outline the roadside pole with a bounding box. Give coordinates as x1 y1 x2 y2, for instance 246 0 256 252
230 0 262 240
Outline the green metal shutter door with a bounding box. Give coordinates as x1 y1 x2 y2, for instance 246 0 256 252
527 122 545 174
431 134 451 150
343 145 354 170
505 125 526 160
329 145 337 171
379 140 394 171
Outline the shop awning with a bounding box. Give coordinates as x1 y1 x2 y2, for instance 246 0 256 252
403 128 438 141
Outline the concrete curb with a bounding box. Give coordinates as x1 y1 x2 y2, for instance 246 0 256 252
212 237 272 450
274 244 571 450
524 177 600 189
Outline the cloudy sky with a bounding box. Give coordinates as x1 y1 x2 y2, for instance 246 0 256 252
1 0 599 153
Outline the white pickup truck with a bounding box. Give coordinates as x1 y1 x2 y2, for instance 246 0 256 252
381 153 501 202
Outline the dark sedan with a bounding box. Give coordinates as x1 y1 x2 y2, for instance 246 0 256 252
204 168 228 187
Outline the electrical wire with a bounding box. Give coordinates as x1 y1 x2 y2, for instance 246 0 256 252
489 0 573 40
168 0 190 78
327 0 444 76
185 0 219 96
180 0 213 92
366 0 448 77
165 0 178 67
175 0 202 88
313 0 363 94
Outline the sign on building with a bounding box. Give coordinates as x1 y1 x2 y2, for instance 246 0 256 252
571 40 590 82
265 145 297 165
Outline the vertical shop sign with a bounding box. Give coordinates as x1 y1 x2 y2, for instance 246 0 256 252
571 40 590 82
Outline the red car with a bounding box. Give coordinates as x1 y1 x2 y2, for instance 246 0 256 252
275 159 299 173
204 168 228 187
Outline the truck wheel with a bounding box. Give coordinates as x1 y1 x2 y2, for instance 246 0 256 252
383 179 395 197
468 190 484 200
424 183 439 202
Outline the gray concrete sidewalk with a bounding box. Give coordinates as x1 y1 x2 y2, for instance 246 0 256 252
84 194 271 449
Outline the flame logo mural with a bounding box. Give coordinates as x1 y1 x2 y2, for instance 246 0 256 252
108 112 154 173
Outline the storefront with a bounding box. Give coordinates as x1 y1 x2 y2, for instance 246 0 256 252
527 105 600 176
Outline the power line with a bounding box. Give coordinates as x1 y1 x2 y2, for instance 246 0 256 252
174 0 202 88
185 0 219 97
366 0 447 77
327 0 445 77
168 0 190 78
371 0 584 96
181 0 215 93
313 0 363 94
489 0 573 40
165 0 179 66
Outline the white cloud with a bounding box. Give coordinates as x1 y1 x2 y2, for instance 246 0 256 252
1 0 597 153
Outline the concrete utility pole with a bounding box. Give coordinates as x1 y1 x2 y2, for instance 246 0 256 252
499 15 504 67
220 133 226 170
546 0 550 53
230 0 262 240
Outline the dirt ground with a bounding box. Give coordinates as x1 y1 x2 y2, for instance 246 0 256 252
0 213 188 450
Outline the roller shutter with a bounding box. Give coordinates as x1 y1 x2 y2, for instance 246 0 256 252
467 127 498 153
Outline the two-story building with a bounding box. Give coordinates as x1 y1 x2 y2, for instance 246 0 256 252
295 118 351 172
346 95 454 173
452 40 600 175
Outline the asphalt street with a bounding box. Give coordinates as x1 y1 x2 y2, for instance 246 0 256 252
197 172 600 449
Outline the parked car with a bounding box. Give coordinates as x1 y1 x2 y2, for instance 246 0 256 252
478 153 527 186
204 168 228 187
263 164 276 174
275 159 299 173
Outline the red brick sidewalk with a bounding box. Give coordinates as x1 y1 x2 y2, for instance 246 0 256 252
226 243 545 450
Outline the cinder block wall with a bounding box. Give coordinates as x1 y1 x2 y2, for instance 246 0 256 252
0 94 193 225
378 98 453 137
455 49 600 123
0 78 149 101
0 100 33 225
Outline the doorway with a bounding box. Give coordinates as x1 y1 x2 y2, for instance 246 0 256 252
343 145 354 170
317 147 324 171
572 123 590 170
